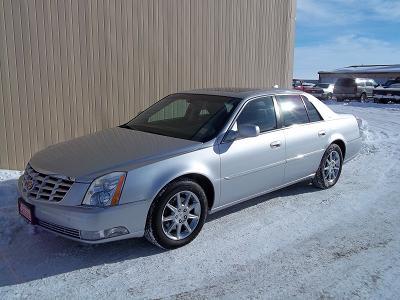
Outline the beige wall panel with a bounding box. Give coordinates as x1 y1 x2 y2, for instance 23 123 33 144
0 0 296 170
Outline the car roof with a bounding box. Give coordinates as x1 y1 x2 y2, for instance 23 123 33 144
181 87 301 99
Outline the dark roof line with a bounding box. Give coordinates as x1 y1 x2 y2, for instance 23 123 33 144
319 64 400 74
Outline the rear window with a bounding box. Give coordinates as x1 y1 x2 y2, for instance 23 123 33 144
316 83 329 88
302 96 323 122
335 78 355 87
276 95 309 127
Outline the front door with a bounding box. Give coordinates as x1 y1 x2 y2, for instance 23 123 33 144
218 96 286 207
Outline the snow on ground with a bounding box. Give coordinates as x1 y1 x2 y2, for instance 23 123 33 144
1 102 400 299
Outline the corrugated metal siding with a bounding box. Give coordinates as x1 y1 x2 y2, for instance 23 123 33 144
0 0 296 170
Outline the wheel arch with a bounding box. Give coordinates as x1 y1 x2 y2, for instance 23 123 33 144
152 172 216 211
330 139 346 159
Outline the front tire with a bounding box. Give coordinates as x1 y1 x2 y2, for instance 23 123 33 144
145 179 208 249
360 93 367 102
313 144 343 189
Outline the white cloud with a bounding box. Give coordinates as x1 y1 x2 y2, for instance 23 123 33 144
296 0 351 25
297 0 400 25
294 35 400 79
370 0 400 21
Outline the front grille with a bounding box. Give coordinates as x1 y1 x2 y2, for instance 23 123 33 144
22 164 74 202
37 219 81 239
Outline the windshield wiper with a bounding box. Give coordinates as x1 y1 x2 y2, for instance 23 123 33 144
119 124 133 130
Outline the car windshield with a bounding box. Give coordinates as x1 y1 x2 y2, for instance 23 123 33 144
122 93 241 142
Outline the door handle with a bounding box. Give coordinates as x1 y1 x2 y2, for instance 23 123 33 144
318 130 326 136
270 141 281 148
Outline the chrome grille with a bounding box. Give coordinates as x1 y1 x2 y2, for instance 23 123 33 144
37 219 80 239
22 164 74 202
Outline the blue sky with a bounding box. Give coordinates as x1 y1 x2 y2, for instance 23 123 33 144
294 0 400 79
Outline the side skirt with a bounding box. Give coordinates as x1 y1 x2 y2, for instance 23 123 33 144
209 173 316 214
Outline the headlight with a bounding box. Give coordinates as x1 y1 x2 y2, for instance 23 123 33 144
82 172 126 207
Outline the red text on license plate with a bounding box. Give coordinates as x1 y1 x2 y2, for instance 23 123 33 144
19 202 32 222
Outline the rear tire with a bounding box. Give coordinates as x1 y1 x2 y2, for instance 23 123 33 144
144 179 208 249
313 144 343 189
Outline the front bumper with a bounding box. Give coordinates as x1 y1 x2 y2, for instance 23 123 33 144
18 195 151 243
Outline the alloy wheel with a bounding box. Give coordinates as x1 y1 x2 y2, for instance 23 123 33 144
323 150 341 183
161 191 201 240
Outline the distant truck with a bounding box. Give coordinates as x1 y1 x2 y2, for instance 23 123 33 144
380 77 400 88
333 78 378 102
373 82 400 104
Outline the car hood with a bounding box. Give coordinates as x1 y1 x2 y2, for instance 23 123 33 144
29 127 203 182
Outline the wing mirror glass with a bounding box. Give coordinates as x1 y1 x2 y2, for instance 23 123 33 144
238 124 260 138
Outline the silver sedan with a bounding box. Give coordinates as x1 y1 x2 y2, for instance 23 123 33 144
18 88 362 249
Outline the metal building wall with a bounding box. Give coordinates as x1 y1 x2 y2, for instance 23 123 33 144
0 0 296 170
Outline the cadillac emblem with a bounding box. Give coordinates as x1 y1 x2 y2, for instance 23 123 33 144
24 179 34 191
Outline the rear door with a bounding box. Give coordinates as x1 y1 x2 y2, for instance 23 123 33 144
276 95 328 183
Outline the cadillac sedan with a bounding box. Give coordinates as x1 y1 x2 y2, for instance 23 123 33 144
18 88 362 249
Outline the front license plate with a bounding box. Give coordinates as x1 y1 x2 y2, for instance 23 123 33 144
18 198 35 224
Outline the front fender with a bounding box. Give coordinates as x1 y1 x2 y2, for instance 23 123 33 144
119 147 220 207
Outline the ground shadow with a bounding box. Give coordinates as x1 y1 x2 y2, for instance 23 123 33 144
0 180 316 287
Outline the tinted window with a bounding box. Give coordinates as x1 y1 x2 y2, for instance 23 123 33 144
335 78 355 87
124 94 241 142
237 97 277 132
302 96 322 122
366 81 373 87
316 83 329 88
277 95 309 126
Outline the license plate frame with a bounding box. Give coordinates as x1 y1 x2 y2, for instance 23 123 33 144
18 198 36 224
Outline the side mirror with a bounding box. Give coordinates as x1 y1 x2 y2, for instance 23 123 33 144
224 130 239 142
238 124 260 138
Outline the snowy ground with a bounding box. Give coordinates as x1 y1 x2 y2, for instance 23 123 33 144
1 102 400 299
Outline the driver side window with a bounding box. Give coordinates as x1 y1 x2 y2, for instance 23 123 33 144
236 97 277 133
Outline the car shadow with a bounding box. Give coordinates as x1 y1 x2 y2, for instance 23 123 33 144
0 179 316 287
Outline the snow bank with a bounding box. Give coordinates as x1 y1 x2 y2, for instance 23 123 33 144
0 169 24 246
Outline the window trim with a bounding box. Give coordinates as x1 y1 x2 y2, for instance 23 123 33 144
300 95 323 123
220 93 327 144
221 94 280 143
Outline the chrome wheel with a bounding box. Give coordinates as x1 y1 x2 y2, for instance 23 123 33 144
161 191 201 240
323 150 341 183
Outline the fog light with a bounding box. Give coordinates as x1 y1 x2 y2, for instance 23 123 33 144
80 226 129 241
104 226 129 238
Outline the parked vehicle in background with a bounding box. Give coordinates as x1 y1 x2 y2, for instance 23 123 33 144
302 85 324 99
17 88 362 249
292 79 315 91
314 83 334 100
374 83 400 103
333 78 378 102
381 77 400 88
